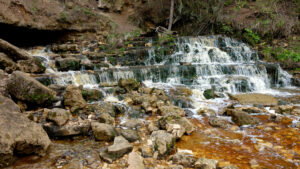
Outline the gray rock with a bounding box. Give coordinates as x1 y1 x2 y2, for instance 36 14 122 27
64 85 86 113
171 152 196 168
107 136 133 158
43 119 90 137
230 109 258 126
150 130 175 156
121 119 144 129
208 117 230 129
195 157 218 169
91 122 116 141
120 129 139 142
0 95 51 168
55 58 81 71
7 71 56 105
46 108 71 126
127 152 145 169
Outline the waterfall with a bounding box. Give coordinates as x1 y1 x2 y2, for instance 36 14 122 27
32 35 292 94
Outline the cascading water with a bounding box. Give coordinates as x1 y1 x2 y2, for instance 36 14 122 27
35 35 292 94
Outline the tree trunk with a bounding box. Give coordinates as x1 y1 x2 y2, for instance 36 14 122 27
168 0 175 31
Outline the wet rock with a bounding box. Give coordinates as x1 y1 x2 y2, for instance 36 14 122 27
0 38 32 61
195 157 218 169
197 108 216 116
0 52 18 73
203 89 215 99
51 44 79 53
237 107 267 114
17 58 46 73
82 88 103 102
46 108 71 126
91 122 117 141
127 152 145 169
230 109 258 126
158 114 195 136
121 119 144 129
55 58 81 71
43 119 90 137
0 95 51 168
231 93 278 106
209 117 231 129
0 69 9 97
170 151 196 168
7 71 56 105
170 87 193 97
107 136 133 158
150 130 175 156
64 85 87 113
158 105 186 116
99 113 115 125
118 78 140 92
120 129 139 142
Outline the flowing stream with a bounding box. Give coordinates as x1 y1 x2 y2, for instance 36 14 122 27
13 36 300 169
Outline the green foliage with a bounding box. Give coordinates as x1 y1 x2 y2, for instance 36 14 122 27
243 28 260 45
262 45 300 63
277 49 300 62
220 24 233 35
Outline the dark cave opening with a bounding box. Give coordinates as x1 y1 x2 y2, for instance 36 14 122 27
0 23 73 47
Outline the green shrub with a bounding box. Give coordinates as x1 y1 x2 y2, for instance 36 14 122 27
243 28 260 45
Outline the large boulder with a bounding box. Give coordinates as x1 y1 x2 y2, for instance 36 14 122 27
7 71 56 105
43 118 90 137
0 95 51 168
64 85 86 113
17 58 46 73
0 39 32 61
91 122 117 141
150 130 175 156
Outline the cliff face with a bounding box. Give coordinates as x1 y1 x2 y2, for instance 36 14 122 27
0 0 109 31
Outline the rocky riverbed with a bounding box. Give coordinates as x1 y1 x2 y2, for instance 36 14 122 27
0 34 300 169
